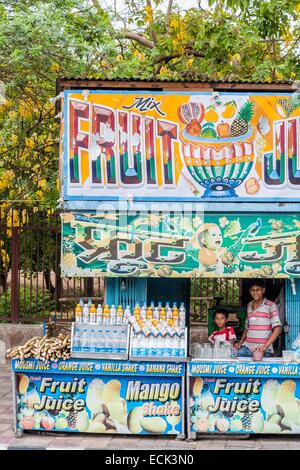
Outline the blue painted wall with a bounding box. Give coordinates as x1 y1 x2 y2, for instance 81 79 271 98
285 278 300 349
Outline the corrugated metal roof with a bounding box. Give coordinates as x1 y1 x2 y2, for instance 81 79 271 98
59 76 294 84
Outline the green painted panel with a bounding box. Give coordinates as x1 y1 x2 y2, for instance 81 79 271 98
61 212 300 278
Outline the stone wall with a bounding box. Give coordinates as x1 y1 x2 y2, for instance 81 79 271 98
0 324 44 353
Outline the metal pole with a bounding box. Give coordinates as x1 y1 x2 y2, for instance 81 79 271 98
11 225 20 323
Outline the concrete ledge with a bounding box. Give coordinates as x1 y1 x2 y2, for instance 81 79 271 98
0 323 44 352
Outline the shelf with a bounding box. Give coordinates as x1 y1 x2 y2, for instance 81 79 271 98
129 356 188 363
71 352 128 360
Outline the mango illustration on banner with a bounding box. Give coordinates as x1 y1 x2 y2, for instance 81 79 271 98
261 379 300 433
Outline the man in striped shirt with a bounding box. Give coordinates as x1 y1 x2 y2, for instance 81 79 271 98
235 280 282 357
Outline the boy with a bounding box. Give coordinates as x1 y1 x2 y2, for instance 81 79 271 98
208 308 236 344
234 279 282 357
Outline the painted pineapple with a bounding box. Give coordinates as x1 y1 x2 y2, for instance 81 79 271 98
276 96 300 118
230 101 255 137
67 410 78 430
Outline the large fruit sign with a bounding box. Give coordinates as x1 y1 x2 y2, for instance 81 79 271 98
62 90 300 201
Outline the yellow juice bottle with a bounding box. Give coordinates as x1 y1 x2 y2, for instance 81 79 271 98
89 305 97 324
103 304 110 324
75 304 82 323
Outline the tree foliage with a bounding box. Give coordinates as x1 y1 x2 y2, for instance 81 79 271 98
0 0 299 207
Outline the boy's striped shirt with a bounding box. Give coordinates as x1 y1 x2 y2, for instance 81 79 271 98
244 298 281 353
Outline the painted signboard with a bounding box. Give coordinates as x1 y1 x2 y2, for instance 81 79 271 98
61 212 300 278
12 359 184 435
188 361 300 435
62 90 300 201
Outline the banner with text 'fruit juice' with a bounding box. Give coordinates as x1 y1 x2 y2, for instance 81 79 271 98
61 212 300 278
15 372 183 435
62 90 300 201
189 361 300 434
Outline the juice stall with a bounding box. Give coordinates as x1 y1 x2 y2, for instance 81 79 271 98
10 79 300 438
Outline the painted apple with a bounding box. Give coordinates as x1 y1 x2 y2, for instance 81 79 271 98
22 415 35 430
41 415 55 431
197 418 209 432
217 122 230 138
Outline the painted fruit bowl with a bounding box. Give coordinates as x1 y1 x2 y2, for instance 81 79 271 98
178 100 256 198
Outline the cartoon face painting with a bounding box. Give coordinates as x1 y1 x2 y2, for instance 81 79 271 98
201 225 223 250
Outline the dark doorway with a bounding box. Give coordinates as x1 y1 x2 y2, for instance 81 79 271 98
147 278 191 317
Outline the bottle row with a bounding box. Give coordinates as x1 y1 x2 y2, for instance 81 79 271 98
131 333 186 358
71 323 187 358
72 325 128 355
74 302 186 330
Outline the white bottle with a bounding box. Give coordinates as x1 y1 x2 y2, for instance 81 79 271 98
156 334 163 357
111 329 118 353
140 306 147 320
124 305 131 319
173 335 180 357
119 329 127 354
153 307 160 321
166 308 173 320
110 305 117 325
179 337 186 357
87 298 92 309
147 336 154 356
89 330 97 352
164 334 171 357
138 333 146 356
79 297 84 308
104 329 112 353
179 304 186 328
96 304 103 323
72 328 81 352
82 329 89 352
96 328 103 352
128 316 142 334
158 302 162 311
132 334 138 356
83 304 89 323
150 301 155 311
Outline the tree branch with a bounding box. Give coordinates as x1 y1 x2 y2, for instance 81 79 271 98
119 30 154 48
146 0 158 45
154 49 205 65
152 49 205 76
166 0 174 33
92 0 104 14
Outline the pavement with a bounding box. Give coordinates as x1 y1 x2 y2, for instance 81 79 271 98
0 361 300 450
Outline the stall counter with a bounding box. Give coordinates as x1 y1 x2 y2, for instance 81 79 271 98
187 359 300 437
12 358 185 438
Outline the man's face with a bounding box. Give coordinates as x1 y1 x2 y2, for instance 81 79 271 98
249 285 265 301
214 313 227 330
202 226 223 250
